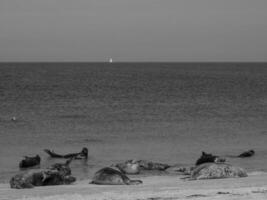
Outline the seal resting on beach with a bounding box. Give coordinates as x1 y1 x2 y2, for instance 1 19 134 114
166 165 193 175
115 160 170 175
90 167 142 185
137 160 170 171
238 150 255 158
11 158 76 189
44 147 88 159
48 158 73 176
195 152 226 166
115 160 140 174
190 163 247 180
19 155 41 168
10 169 76 189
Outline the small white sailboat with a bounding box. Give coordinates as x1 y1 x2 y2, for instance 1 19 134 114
109 58 113 63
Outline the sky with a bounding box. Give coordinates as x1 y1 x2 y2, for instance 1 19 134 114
0 0 267 62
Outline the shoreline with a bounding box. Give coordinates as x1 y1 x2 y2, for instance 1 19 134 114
1 174 267 200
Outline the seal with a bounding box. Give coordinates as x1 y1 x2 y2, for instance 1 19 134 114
195 152 226 166
11 158 75 189
137 160 170 171
90 167 142 185
115 160 140 174
44 147 88 159
190 163 247 180
19 155 41 168
238 149 255 158
114 160 170 176
10 169 76 189
48 158 73 176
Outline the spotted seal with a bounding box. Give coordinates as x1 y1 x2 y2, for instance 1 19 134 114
190 163 247 180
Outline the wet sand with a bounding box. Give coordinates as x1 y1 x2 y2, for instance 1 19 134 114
1 173 267 200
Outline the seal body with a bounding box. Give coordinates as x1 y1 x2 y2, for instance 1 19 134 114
19 155 41 168
48 158 73 176
91 167 142 185
137 160 170 171
195 152 225 166
191 163 247 180
115 160 170 176
10 169 76 189
238 150 255 158
11 160 76 189
44 147 88 159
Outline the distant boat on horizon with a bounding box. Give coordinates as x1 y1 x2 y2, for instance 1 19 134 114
109 58 113 63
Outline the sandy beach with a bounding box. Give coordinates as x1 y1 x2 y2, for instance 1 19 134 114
1 173 267 200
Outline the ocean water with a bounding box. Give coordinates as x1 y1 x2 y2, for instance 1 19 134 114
0 62 267 183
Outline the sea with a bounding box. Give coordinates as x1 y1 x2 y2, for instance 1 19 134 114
0 62 267 183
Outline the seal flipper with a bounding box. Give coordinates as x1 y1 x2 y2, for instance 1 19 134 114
41 172 46 182
65 158 73 166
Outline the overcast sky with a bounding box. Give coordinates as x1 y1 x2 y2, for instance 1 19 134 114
1 0 267 62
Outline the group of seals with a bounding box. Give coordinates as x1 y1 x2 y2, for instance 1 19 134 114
12 149 254 188
177 151 252 180
12 148 88 189
110 150 254 183
18 147 88 169
89 149 254 185
10 159 76 189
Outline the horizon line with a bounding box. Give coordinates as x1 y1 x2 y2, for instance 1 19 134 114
0 61 266 64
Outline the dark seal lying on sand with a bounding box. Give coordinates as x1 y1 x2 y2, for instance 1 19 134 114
90 167 142 185
44 147 88 159
19 155 41 168
195 152 226 166
238 150 255 158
